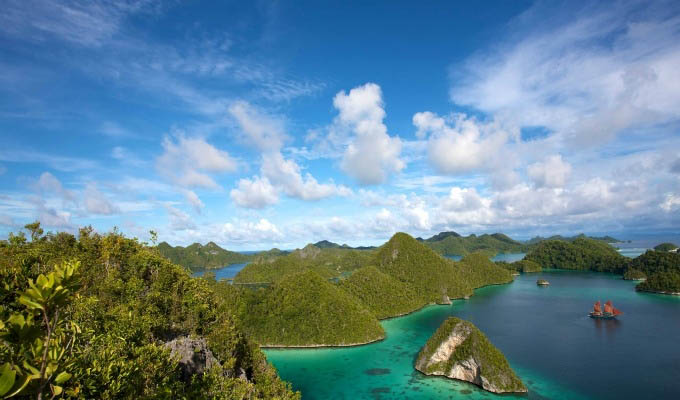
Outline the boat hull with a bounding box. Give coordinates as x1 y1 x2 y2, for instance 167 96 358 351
589 312 616 319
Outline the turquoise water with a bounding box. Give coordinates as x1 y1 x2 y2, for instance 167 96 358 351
264 271 680 399
191 262 248 279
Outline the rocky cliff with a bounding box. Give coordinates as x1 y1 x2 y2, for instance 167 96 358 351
415 317 526 394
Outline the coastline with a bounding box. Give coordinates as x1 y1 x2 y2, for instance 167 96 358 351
259 278 515 349
260 336 385 349
636 288 680 296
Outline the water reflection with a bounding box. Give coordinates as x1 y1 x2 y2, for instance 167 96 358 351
592 317 622 339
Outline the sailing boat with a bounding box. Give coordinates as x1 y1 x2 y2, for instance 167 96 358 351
589 300 623 319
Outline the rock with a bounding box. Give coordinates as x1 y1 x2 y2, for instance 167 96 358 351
415 317 526 394
165 336 220 382
440 293 452 305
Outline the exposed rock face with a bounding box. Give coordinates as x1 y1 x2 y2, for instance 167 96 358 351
415 317 526 394
165 337 221 382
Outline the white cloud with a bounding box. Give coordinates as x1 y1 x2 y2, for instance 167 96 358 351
413 111 515 174
261 152 351 201
228 101 350 206
450 2 680 146
156 135 237 189
164 204 196 231
661 193 680 212
527 155 572 188
181 189 204 213
32 172 76 204
230 176 279 209
228 101 289 152
333 83 405 184
217 218 282 243
83 183 119 215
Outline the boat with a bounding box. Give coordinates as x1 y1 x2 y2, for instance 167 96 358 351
536 279 550 286
589 300 623 319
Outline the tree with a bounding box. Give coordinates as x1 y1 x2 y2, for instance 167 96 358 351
24 222 44 243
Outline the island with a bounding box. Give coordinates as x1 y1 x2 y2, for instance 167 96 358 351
415 317 527 394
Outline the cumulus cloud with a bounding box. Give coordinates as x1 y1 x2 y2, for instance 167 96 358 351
333 83 405 184
230 176 279 209
661 193 680 212
83 183 120 215
527 155 572 188
450 1 680 146
156 135 237 189
261 152 351 201
413 111 515 174
228 100 350 206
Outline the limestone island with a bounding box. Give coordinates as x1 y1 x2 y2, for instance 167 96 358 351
537 279 550 286
415 317 527 394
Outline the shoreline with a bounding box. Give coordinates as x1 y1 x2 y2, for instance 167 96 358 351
260 335 385 349
636 288 680 296
260 279 515 349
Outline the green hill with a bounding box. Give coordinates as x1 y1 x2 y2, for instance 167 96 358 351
654 242 679 252
524 238 629 273
525 234 621 245
234 270 385 346
373 233 475 304
424 232 528 256
234 244 373 283
629 250 680 294
458 252 515 288
157 241 252 271
497 259 542 273
339 266 424 319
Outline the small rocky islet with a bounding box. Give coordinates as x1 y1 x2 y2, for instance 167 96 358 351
414 317 527 394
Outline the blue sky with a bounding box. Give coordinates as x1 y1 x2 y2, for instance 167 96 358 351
1 0 679 250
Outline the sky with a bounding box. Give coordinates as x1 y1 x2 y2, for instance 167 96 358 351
1 0 679 250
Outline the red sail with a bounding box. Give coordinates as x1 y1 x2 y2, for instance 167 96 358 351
593 301 601 313
604 303 613 313
612 307 623 316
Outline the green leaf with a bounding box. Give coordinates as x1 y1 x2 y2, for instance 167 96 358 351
52 384 63 396
18 295 43 311
54 371 71 384
0 364 16 396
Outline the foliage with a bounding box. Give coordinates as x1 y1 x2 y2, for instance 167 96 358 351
416 317 525 393
458 252 514 288
525 234 621 245
0 223 299 399
234 245 373 283
653 243 678 252
157 241 252 271
424 232 528 256
623 268 646 280
524 238 629 273
498 259 542 273
373 233 475 304
628 250 680 293
339 266 424 319
223 271 384 346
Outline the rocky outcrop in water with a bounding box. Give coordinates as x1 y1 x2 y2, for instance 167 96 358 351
415 317 526 394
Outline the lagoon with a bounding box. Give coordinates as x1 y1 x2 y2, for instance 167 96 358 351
264 270 680 399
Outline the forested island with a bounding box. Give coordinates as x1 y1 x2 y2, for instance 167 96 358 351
415 317 526 394
157 241 253 271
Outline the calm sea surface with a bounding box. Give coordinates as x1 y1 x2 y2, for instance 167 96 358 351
264 270 680 400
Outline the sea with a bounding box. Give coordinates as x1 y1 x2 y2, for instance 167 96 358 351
263 270 680 399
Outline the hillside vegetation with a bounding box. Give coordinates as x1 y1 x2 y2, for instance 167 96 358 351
339 266 424 319
423 232 528 256
0 223 298 399
524 238 629 273
157 241 252 271
654 242 678 252
234 244 373 283
226 270 385 346
628 250 680 294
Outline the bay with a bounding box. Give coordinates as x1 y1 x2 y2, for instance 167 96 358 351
191 262 248 279
264 270 680 399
